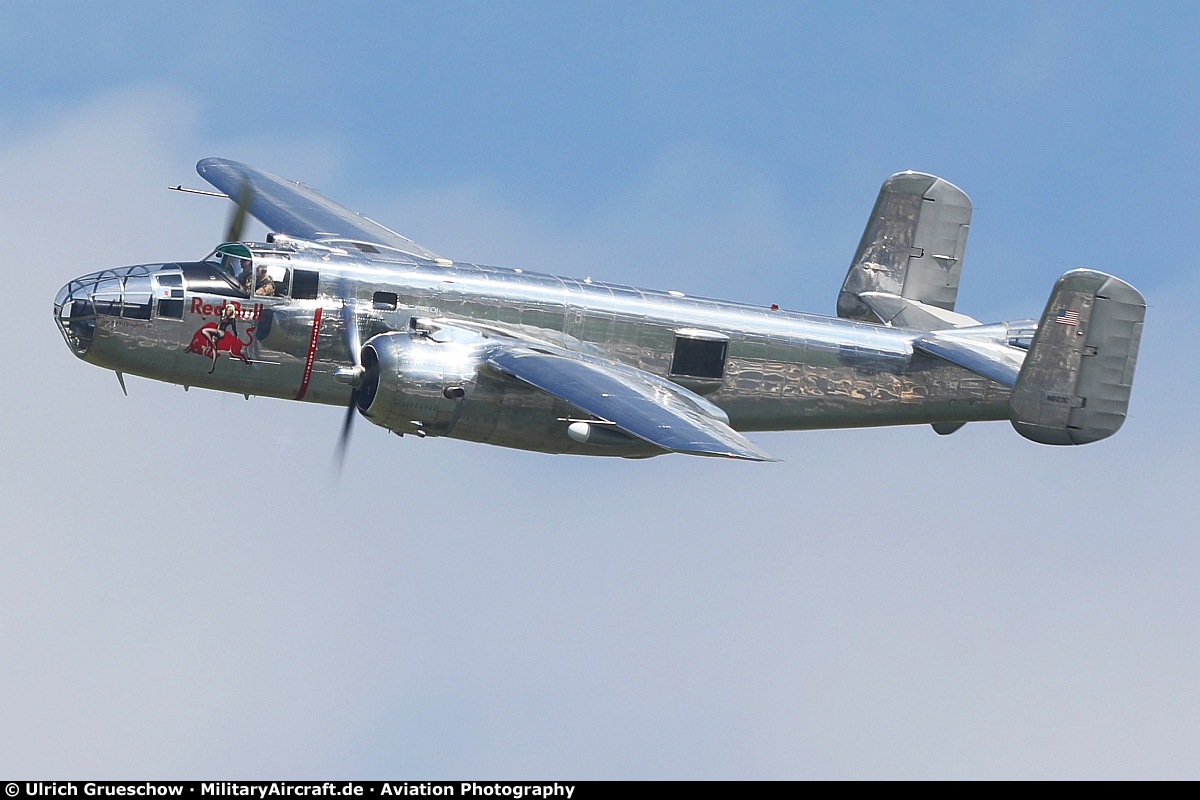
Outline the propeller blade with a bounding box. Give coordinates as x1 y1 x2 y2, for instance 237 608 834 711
223 178 253 242
333 285 364 475
334 393 356 474
341 295 363 368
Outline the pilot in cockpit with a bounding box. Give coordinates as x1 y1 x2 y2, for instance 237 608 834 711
236 258 254 293
253 265 275 297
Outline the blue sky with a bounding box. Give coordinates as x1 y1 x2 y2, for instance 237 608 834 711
2 2 1198 778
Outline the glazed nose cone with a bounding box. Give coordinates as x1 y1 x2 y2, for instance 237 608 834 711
54 278 96 357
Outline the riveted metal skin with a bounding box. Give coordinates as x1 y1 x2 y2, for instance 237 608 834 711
52 162 1145 458
53 245 1017 454
839 171 972 322
1010 269 1146 445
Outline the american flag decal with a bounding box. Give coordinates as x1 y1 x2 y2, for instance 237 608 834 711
1056 308 1080 326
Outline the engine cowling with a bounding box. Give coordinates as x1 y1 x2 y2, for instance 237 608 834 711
354 328 667 458
355 331 484 436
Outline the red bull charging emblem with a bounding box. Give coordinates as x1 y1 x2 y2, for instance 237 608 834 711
184 299 264 373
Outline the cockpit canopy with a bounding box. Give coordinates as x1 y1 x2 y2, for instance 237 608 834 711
201 242 294 298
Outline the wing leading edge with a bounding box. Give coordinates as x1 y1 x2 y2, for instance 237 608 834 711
485 346 777 462
197 157 445 262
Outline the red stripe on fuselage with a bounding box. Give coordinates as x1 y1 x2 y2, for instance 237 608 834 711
295 306 323 401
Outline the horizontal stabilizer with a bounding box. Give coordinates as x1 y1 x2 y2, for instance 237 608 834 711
859 292 980 330
913 330 1025 386
1010 269 1145 445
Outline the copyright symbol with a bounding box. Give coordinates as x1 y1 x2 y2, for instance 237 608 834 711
6 784 19 798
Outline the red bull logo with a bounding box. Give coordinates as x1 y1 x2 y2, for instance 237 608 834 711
185 297 260 373
189 298 264 319
186 323 256 365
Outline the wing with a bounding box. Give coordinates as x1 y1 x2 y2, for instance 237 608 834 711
485 345 777 462
196 157 446 262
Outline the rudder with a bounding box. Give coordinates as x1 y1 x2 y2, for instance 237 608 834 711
1010 269 1146 445
838 171 972 324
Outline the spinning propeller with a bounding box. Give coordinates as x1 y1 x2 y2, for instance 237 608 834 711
217 175 368 475
333 297 365 471
223 178 253 243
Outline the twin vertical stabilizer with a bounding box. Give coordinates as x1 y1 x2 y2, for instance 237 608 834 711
1010 269 1146 445
843 172 1146 446
838 171 973 327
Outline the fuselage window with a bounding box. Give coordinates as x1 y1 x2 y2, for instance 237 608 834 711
92 278 123 317
670 335 728 380
292 269 320 300
68 297 94 318
373 291 398 310
122 276 153 320
152 272 185 319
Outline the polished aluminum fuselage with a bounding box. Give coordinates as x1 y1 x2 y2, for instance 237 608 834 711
61 245 1014 450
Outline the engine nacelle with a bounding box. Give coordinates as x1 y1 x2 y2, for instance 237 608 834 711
355 327 667 458
356 331 484 436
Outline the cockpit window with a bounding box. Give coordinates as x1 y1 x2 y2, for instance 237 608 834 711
252 263 291 297
217 243 252 259
202 244 256 288
199 245 293 298
181 261 248 298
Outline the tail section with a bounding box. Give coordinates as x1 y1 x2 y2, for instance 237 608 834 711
1010 269 1145 445
838 171 973 328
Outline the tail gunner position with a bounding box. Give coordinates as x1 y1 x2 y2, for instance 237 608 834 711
53 160 1146 462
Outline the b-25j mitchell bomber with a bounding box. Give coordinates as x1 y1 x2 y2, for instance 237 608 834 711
54 160 1145 462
